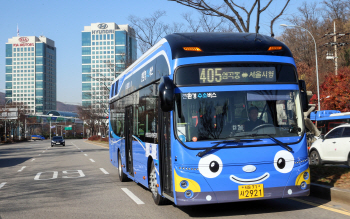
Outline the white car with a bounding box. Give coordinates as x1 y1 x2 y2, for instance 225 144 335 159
309 124 350 166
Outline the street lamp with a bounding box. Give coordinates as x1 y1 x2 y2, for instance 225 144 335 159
4 99 12 142
280 24 321 111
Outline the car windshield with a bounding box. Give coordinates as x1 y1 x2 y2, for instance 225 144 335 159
53 137 63 140
175 90 304 142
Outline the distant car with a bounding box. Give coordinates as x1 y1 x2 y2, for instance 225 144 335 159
309 124 350 166
51 136 65 147
31 135 45 141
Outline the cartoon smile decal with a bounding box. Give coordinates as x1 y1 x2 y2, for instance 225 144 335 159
230 172 270 184
198 150 294 184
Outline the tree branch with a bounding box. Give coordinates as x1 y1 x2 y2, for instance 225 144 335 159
270 0 290 37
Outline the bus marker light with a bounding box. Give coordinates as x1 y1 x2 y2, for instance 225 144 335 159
156 184 159 187
135 172 137 174
267 46 282 51
143 176 146 180
183 47 202 52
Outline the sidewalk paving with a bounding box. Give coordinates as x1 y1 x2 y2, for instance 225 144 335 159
310 183 350 206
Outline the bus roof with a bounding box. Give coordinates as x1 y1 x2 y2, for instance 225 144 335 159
164 32 293 59
310 110 350 121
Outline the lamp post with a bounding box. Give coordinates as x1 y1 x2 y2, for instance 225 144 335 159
49 114 53 140
4 99 12 142
280 24 321 111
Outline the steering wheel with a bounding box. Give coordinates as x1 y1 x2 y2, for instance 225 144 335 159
252 124 275 131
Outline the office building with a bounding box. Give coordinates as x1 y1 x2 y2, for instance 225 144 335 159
5 35 56 114
81 22 137 110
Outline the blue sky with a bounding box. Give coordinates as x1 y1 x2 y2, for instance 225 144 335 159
0 0 314 105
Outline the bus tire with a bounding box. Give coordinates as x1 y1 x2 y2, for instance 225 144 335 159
149 161 171 205
118 151 128 182
310 150 322 166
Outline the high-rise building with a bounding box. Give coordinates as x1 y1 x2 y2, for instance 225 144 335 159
5 36 56 115
81 22 137 111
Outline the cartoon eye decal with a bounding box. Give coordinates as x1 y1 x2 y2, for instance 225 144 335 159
274 150 294 173
198 154 223 178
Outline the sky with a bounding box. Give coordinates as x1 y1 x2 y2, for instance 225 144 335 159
0 0 317 105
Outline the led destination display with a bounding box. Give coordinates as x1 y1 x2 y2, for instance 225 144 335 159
199 67 276 83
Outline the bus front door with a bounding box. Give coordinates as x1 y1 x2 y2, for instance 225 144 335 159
159 110 173 197
125 106 134 177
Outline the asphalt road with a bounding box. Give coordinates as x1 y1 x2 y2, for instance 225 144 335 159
1 140 350 219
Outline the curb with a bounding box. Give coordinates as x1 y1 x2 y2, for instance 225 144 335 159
310 183 350 205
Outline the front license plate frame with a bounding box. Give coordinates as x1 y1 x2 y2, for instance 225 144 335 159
238 184 264 199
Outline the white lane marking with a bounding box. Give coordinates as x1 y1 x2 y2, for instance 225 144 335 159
38 154 41 156
18 166 26 172
90 159 95 163
0 182 6 189
84 154 88 156
34 171 58 180
121 188 145 205
31 159 35 162
42 151 45 153
100 168 109 174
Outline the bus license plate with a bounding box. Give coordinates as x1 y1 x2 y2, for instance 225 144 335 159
238 184 264 199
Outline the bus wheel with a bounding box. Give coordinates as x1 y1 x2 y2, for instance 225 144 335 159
118 151 128 182
310 150 322 166
149 161 170 205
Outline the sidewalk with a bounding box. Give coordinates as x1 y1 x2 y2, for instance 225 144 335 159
310 183 350 205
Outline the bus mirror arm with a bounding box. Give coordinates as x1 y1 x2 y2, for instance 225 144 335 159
159 76 174 112
299 80 309 112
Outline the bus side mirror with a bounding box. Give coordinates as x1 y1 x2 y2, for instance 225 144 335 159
159 76 174 112
299 80 309 112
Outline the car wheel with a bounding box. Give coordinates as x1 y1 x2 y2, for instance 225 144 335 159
63 143 65 146
51 144 53 147
310 150 322 166
149 161 171 205
118 151 129 182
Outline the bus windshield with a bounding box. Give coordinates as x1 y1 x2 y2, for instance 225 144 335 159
175 90 304 142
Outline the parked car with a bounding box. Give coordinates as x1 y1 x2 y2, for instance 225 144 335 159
309 124 350 166
31 135 45 141
51 136 65 147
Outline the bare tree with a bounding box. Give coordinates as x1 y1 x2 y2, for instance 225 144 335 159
170 0 290 36
322 0 349 22
128 10 170 53
182 11 235 32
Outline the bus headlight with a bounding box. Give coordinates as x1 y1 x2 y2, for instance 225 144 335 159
180 180 188 189
184 190 193 198
303 172 309 180
300 181 307 190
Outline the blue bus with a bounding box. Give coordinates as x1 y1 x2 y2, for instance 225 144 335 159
109 33 310 206
310 110 350 134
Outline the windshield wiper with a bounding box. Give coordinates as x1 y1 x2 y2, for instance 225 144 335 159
196 138 261 157
234 133 293 152
196 140 239 157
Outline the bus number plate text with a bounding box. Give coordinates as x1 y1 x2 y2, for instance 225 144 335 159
238 184 264 199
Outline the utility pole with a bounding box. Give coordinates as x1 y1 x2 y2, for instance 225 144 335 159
323 20 349 75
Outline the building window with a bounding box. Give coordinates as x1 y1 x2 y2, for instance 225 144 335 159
82 47 91 55
6 44 12 57
82 32 91 46
82 56 91 64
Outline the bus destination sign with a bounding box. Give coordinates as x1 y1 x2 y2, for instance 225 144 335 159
199 67 276 83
